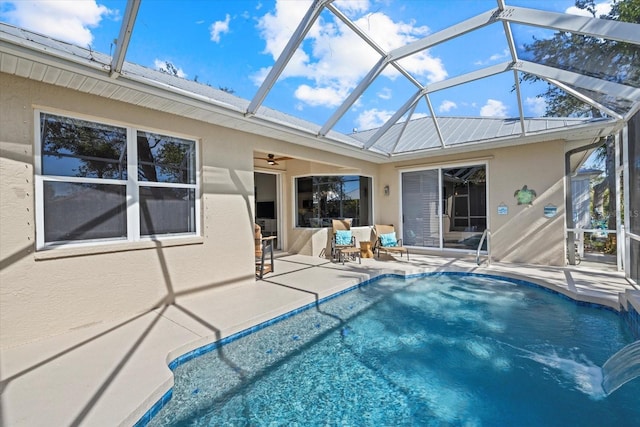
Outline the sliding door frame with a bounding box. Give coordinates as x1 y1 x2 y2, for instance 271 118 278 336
398 159 490 253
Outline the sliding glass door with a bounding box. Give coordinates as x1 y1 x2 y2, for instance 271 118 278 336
401 164 487 251
402 170 440 248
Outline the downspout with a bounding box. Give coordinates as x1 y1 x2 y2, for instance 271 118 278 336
565 138 605 264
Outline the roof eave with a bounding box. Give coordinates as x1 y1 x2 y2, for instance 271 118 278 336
0 31 389 163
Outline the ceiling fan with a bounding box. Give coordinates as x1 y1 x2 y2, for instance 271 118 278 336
254 153 292 166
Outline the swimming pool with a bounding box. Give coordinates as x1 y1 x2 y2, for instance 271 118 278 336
144 273 640 426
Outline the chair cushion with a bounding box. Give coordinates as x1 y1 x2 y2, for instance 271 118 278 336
335 230 352 245
380 232 398 247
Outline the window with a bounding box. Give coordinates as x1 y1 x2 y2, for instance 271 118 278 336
36 112 198 249
295 175 371 228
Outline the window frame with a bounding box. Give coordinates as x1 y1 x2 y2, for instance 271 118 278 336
34 109 200 250
399 160 489 252
294 174 373 228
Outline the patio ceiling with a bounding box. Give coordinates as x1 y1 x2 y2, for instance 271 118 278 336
1 0 639 162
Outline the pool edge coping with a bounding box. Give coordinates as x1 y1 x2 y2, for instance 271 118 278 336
127 268 637 427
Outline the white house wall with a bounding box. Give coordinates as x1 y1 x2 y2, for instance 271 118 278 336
378 140 567 265
1 74 258 347
0 74 379 348
1 72 583 348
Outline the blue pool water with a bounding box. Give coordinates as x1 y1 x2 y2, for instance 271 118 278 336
147 274 640 426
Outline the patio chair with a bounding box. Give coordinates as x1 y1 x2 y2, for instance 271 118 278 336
373 224 409 260
331 218 356 261
255 223 276 279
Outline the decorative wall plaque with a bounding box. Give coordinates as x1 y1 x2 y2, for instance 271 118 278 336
544 204 558 218
514 185 537 205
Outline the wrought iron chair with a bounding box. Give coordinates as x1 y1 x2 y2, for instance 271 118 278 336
255 223 276 278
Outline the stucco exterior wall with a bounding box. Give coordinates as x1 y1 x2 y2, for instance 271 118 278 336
1 73 570 349
489 142 566 264
0 76 254 348
0 75 378 348
377 141 566 265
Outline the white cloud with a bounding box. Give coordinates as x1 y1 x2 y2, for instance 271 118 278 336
254 0 447 108
154 59 187 78
356 108 394 130
210 14 231 43
566 1 612 17
359 12 445 82
525 96 547 117
439 100 457 113
0 0 114 46
480 99 508 117
377 87 392 100
474 48 510 66
294 84 346 107
334 0 370 15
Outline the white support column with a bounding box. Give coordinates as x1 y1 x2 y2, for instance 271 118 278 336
615 131 624 271
110 0 141 78
622 125 631 278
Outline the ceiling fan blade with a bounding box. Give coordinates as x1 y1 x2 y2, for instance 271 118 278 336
253 154 290 164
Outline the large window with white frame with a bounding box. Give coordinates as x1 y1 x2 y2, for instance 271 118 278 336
36 111 199 249
295 175 372 228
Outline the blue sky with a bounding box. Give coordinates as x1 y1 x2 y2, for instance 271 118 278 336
0 0 614 134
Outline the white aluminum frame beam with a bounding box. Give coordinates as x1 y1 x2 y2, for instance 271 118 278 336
390 9 500 61
319 2 426 137
624 102 640 121
389 100 419 154
364 90 423 149
110 0 141 78
516 61 640 102
246 0 331 116
426 61 513 94
326 3 426 87
361 62 512 153
498 6 640 45
424 95 446 148
319 57 387 137
498 0 526 135
545 78 623 120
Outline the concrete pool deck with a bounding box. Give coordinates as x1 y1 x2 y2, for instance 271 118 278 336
1 253 638 426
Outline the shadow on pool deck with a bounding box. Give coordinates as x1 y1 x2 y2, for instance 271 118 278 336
0 253 637 427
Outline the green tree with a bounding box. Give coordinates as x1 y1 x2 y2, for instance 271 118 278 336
521 0 640 244
137 133 194 184
41 114 127 179
522 0 639 117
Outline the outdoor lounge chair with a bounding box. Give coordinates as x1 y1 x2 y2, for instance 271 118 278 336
331 218 356 261
255 223 276 279
373 224 409 260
